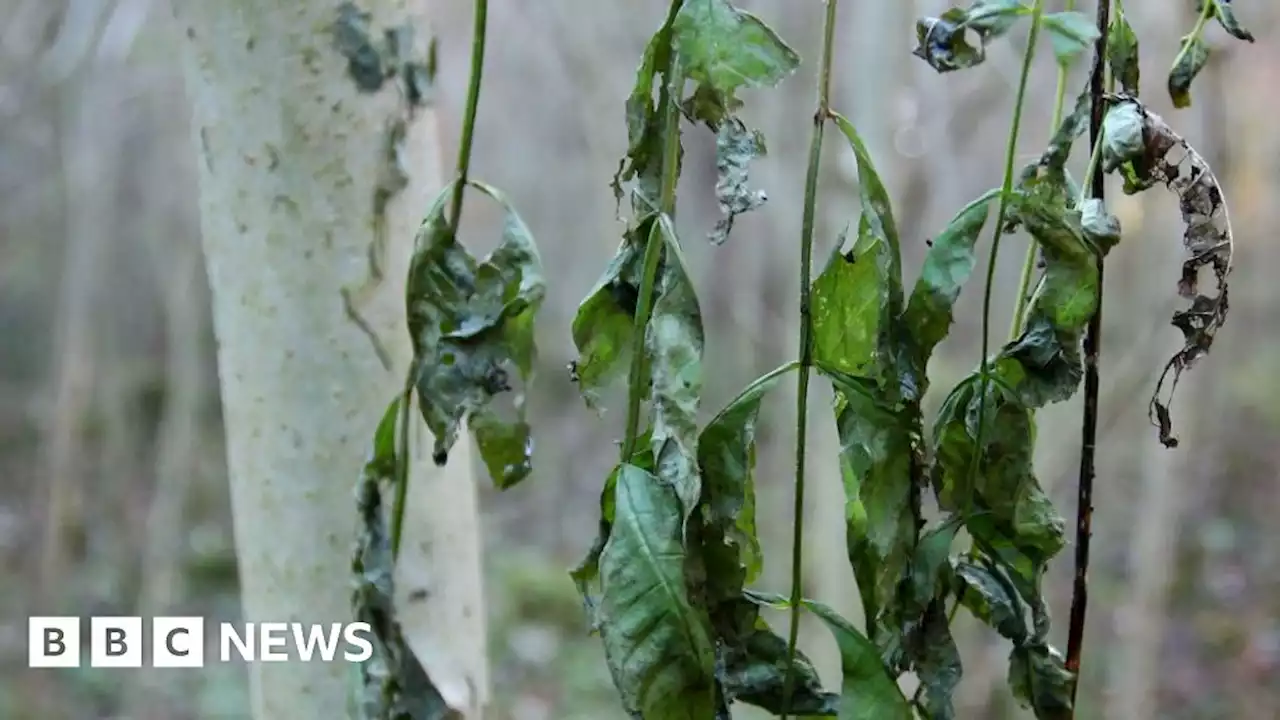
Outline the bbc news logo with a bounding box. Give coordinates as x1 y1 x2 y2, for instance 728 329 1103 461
28 617 373 668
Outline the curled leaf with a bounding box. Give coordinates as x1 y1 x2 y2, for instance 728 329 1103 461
406 181 546 488
1008 643 1074 719
708 119 768 245
903 193 994 390
912 1 1029 73
570 236 645 407
1210 0 1255 43
1100 97 1234 447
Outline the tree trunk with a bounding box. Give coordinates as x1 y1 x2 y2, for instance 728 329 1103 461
172 1 489 717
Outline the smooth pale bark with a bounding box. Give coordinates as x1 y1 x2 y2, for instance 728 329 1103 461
172 1 489 717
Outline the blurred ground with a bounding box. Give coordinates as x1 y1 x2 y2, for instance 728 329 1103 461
2 1 1278 718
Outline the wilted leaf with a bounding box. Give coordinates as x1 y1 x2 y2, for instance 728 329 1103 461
824 369 918 669
615 13 681 204
912 1 1029 73
673 0 800 103
351 398 461 720
1108 9 1140 95
698 364 795 596
674 0 798 245
1008 643 1074 719
647 216 706 516
1167 32 1208 109
931 376 1066 584
571 235 645 407
912 600 963 720
596 463 718 718
406 180 546 488
903 193 993 390
717 597 838 716
1080 198 1121 254
708 119 769 245
1099 97 1234 447
954 556 1030 643
1017 84 1089 207
1042 11 1099 68
1210 0 1255 43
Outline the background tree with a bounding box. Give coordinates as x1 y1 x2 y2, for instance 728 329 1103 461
172 0 489 716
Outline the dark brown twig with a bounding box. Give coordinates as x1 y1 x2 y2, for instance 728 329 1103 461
1065 0 1110 709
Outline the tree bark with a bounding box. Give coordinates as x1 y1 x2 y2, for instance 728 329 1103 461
172 1 489 716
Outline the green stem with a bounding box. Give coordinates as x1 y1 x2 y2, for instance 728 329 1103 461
445 0 488 233
1010 0 1075 340
1171 0 1214 75
970 0 1044 475
619 41 685 462
781 2 838 717
390 367 415 559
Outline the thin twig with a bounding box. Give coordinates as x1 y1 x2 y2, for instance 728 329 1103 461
1065 0 1111 709
780 1 838 717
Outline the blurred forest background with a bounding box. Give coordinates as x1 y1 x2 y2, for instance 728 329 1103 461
1 0 1277 718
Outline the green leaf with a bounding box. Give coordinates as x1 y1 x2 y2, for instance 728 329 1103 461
1008 643 1074 719
903 193 993 390
406 181 546 488
912 1 1029 73
1211 0 1255 43
647 216 706 517
571 234 645 407
802 598 914 720
1042 11 1099 67
811 224 890 378
1107 9 1141 95
829 112 904 305
596 463 717 718
1168 33 1209 109
673 0 800 104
